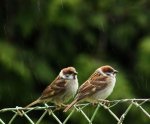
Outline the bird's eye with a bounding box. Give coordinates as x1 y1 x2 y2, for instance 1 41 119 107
66 74 71 78
105 72 112 76
106 73 110 76
65 74 70 77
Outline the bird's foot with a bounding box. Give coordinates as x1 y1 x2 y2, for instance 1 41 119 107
98 99 110 106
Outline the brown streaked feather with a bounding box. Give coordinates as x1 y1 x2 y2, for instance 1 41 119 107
76 72 108 101
25 99 41 108
63 99 78 112
40 76 67 100
63 71 108 112
78 72 99 93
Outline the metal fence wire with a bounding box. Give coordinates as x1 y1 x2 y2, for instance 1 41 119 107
0 99 150 124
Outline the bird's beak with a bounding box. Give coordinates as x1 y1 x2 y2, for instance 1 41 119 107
74 71 78 75
114 70 118 73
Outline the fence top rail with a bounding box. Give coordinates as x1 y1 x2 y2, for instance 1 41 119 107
0 98 149 112
0 98 150 124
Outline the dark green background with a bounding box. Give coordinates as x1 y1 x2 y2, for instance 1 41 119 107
0 0 150 123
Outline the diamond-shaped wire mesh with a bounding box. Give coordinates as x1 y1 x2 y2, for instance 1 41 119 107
0 99 150 124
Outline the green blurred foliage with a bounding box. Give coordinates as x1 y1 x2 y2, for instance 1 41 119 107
0 0 149 123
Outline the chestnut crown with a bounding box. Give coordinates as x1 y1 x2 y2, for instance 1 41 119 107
99 65 118 76
62 67 78 75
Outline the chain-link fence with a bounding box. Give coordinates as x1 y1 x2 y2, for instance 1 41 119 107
0 99 150 124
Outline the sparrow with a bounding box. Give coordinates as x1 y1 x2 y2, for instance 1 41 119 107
25 67 78 108
64 65 118 112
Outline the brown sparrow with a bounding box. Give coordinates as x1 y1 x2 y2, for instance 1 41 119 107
64 65 118 112
26 67 78 108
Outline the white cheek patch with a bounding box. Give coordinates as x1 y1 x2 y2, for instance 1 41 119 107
109 73 114 77
67 75 74 80
96 68 107 76
59 71 65 79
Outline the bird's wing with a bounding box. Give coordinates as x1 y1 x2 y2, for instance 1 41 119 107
76 72 108 100
40 76 67 100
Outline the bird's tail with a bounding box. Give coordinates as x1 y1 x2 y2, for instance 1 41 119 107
63 99 78 112
25 99 41 108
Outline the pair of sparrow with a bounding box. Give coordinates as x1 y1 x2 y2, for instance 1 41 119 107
26 65 118 112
